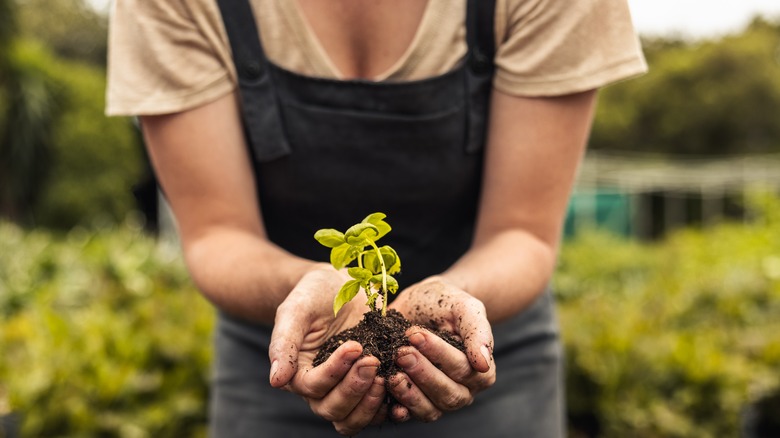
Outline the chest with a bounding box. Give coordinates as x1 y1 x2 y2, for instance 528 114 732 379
294 0 430 79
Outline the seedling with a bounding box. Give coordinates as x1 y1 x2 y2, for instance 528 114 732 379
314 213 401 317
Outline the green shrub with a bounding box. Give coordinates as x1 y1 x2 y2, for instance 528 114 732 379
0 220 214 437
2 195 780 437
557 193 780 437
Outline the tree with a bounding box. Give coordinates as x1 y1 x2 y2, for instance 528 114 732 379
0 0 57 223
17 0 108 66
1 0 140 228
591 17 780 155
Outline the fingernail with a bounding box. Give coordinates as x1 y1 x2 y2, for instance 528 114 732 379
369 378 384 396
269 360 279 381
359 366 378 380
480 345 492 365
397 353 418 369
409 332 426 348
344 348 362 362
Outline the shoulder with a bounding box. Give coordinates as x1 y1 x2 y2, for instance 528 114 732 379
107 0 236 116
494 0 648 96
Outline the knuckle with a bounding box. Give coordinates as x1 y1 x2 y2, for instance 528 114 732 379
478 371 497 389
274 301 296 322
467 296 487 311
451 361 474 382
392 385 418 407
315 405 343 423
441 392 470 411
456 296 485 314
389 374 409 392
467 373 495 393
343 379 369 398
334 422 359 437
422 409 443 423
469 378 496 394
300 377 325 399
267 337 287 355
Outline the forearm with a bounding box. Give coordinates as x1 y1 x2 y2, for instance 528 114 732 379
139 94 325 323
183 225 320 323
432 89 595 323
437 229 556 323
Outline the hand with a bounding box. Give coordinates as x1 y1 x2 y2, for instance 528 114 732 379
387 277 496 422
269 264 387 436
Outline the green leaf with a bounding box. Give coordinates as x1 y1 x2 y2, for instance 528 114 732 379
348 267 373 282
379 246 401 275
370 274 399 294
386 275 399 294
333 280 361 316
330 243 358 270
363 212 392 240
345 223 378 246
363 246 401 275
362 212 386 224
364 251 381 274
314 229 346 248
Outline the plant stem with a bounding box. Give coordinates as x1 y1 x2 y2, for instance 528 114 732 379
369 242 388 317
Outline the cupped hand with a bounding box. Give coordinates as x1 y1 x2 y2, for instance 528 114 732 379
387 277 496 422
269 264 387 436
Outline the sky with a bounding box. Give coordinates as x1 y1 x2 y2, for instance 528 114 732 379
89 0 780 39
627 0 780 38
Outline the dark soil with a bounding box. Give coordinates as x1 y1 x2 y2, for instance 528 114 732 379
313 309 466 380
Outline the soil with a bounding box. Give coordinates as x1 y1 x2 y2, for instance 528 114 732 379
313 308 466 384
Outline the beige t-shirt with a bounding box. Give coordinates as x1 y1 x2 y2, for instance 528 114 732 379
106 0 647 116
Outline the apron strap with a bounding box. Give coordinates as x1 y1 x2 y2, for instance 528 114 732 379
466 0 497 74
464 0 496 153
215 0 292 161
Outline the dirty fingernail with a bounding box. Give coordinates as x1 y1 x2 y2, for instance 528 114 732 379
359 366 378 380
480 345 492 365
269 360 279 381
397 353 418 369
409 332 426 348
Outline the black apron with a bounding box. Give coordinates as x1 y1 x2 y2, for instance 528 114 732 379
211 1 564 436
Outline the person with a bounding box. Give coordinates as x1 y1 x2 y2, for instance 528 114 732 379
107 0 646 436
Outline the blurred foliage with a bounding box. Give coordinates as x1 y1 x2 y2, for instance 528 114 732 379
0 0 15 57
17 0 108 66
0 219 214 437
22 41 143 229
0 40 142 229
557 192 780 437
1 196 779 436
0 40 57 224
1 0 142 230
592 17 780 155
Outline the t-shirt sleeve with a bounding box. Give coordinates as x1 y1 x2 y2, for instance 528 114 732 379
494 0 648 97
106 0 234 116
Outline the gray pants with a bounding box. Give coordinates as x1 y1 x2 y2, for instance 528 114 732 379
209 291 565 437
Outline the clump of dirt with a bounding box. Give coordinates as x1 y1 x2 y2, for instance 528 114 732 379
313 309 466 379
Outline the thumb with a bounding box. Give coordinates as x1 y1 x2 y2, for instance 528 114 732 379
457 298 494 373
268 302 308 388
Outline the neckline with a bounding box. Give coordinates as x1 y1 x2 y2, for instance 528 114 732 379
287 0 434 82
